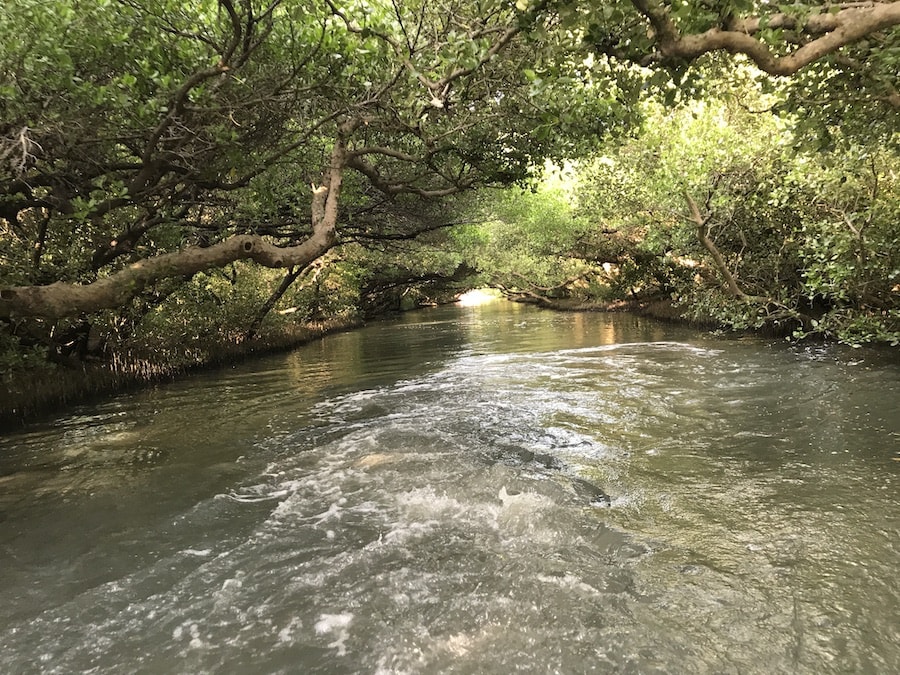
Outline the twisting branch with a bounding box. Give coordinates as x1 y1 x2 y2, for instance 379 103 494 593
244 263 305 341
138 0 268 170
344 154 471 197
0 232 336 319
325 0 546 106
630 0 900 76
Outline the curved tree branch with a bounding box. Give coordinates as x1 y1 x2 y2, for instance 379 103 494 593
0 131 352 320
0 230 336 319
632 0 900 75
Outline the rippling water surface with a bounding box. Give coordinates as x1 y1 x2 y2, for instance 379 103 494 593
1 301 898 673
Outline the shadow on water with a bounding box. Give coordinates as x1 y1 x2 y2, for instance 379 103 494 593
0 301 898 673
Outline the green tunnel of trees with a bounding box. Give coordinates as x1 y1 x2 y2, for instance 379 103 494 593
1 0 898 390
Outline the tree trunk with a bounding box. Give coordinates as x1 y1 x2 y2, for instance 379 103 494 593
0 231 336 319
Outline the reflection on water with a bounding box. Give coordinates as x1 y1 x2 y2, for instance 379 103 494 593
0 302 898 673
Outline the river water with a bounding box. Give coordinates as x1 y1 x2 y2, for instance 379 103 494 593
1 301 898 674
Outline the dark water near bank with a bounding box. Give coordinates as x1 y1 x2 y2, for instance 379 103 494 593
1 301 898 674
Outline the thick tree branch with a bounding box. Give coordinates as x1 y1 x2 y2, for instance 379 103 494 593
632 0 900 75
244 263 306 341
685 192 810 324
0 231 336 319
0 132 352 319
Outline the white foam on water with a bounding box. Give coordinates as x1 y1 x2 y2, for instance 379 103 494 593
377 520 439 547
536 572 603 597
213 576 245 611
312 498 346 524
395 485 477 519
187 623 206 650
182 548 211 557
277 616 302 644
314 612 354 656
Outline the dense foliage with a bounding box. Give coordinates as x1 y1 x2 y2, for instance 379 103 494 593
0 0 898 391
0 0 614 376
463 91 899 344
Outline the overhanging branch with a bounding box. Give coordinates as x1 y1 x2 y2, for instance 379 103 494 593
631 0 900 75
0 231 336 319
1 132 351 320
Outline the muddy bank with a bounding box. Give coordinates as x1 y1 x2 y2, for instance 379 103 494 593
0 317 361 429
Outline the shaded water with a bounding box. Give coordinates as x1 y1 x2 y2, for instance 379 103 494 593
1 302 898 673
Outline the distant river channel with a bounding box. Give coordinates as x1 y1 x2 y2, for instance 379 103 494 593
1 300 898 673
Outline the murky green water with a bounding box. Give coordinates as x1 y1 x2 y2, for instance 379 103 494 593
1 301 898 673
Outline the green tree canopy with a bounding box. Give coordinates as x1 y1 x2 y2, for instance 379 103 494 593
0 0 619 320
1 0 897 366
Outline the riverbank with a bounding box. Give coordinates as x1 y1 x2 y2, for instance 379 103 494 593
0 316 361 429
0 294 804 429
505 294 718 328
